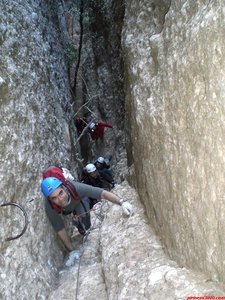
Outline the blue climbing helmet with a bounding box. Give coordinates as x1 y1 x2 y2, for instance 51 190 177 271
41 177 62 197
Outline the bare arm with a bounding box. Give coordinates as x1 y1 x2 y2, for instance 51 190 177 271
97 122 113 128
101 190 122 205
101 190 133 216
57 228 74 251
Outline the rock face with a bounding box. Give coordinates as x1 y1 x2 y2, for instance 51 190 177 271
47 180 225 300
122 0 225 281
0 1 74 299
2 0 225 299
78 0 126 164
0 0 126 299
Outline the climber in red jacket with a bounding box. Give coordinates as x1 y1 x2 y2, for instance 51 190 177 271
88 121 113 140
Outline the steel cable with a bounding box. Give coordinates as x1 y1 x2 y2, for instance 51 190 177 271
0 202 28 241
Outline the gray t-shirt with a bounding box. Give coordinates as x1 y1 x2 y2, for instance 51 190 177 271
45 181 103 232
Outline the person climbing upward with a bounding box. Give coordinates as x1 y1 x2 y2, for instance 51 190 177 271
94 156 111 170
88 121 113 141
94 157 114 187
43 166 90 236
81 163 113 190
74 116 88 136
41 174 133 267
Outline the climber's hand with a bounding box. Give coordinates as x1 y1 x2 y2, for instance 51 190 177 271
121 201 133 216
65 250 80 267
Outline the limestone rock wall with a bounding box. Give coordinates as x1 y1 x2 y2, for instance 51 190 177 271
0 0 127 299
3 0 225 298
80 0 126 163
0 1 75 299
47 180 225 300
122 0 225 280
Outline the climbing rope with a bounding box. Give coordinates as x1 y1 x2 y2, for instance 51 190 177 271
0 202 28 241
74 200 106 300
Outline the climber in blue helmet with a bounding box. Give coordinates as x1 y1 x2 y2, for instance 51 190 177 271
41 175 133 267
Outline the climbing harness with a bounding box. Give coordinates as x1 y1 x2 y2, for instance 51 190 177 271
0 202 28 241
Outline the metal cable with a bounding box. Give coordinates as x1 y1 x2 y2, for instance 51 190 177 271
74 201 105 300
0 202 28 241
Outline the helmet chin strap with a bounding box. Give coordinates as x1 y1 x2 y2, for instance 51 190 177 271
64 187 71 206
67 198 71 206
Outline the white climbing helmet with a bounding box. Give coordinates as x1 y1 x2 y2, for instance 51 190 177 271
97 157 104 164
89 122 96 130
86 163 96 173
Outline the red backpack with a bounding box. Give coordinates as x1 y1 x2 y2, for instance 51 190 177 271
42 166 80 213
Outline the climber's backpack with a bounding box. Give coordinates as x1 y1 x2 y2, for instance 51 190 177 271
42 166 80 213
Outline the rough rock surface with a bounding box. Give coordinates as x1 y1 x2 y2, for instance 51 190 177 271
48 179 225 300
122 0 225 281
2 0 225 299
0 1 74 299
